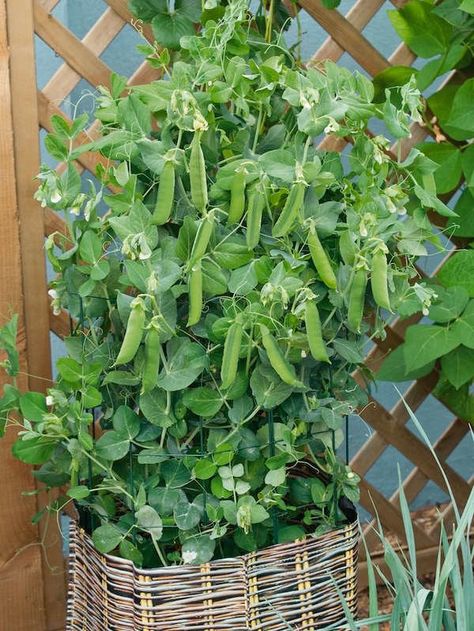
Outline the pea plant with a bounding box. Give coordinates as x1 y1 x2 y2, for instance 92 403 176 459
374 0 474 420
0 0 447 567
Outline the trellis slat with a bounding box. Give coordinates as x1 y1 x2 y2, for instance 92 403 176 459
34 4 113 91
42 8 125 104
310 0 385 65
300 0 390 75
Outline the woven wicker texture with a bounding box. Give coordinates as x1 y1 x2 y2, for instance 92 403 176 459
67 519 358 630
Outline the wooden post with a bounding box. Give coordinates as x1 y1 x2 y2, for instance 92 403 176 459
0 0 66 629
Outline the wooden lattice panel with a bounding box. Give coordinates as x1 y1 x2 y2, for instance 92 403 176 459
0 1 472 629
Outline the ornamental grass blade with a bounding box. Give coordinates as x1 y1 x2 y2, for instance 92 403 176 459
328 579 358 631
429 486 474 629
361 530 379 631
403 587 430 631
398 466 417 579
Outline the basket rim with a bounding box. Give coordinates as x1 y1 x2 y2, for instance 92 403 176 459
69 513 359 575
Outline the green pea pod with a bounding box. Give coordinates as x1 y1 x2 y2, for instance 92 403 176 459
221 319 243 389
272 181 305 238
371 251 391 311
227 169 246 224
305 301 330 363
246 185 265 250
260 325 303 387
187 262 203 326
339 230 356 265
141 322 160 394
347 269 367 333
189 209 215 266
189 132 208 212
151 160 175 225
308 227 337 290
115 298 146 365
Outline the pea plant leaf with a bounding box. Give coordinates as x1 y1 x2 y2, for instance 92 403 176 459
12 438 56 465
148 487 186 516
157 339 208 391
173 499 202 530
377 345 435 382
461 144 474 190
119 539 143 565
112 405 141 439
182 387 223 418
428 85 474 142
438 251 474 297
92 524 123 554
434 380 474 422
152 14 194 50
447 190 474 238
428 286 470 323
95 430 130 461
140 388 175 427
128 0 167 22
418 142 462 194
0 315 20 376
440 346 474 389
413 184 457 218
459 0 474 15
446 79 474 136
161 460 191 488
388 0 451 58
181 534 215 564
228 262 258 295
250 364 294 409
259 149 295 182
452 301 474 349
193 459 217 480
19 392 47 423
135 505 163 539
403 325 460 372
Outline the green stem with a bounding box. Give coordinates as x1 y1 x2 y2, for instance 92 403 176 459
252 105 264 153
152 535 168 567
265 0 275 43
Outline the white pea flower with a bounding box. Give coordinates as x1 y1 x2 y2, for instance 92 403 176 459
386 198 397 214
147 273 159 293
45 395 54 407
324 118 340 134
48 289 61 315
50 190 62 204
182 550 197 564
236 503 252 534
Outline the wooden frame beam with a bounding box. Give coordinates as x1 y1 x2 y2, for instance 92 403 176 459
1 1 66 629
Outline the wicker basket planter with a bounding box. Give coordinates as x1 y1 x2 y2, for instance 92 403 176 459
66 517 358 630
